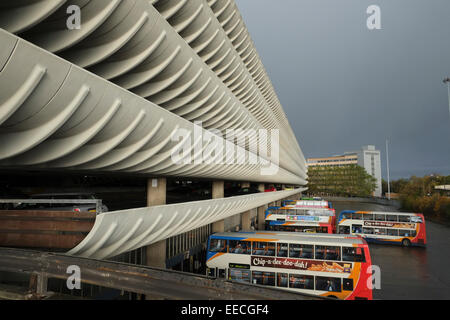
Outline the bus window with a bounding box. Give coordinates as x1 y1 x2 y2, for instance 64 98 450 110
229 240 250 254
399 229 415 237
229 269 251 283
289 244 313 258
277 243 288 257
325 246 341 261
316 277 342 292
375 214 386 221
252 271 275 286
209 239 227 253
386 215 398 222
289 244 301 258
352 225 362 234
207 268 216 277
342 247 365 262
398 215 411 222
299 244 314 259
315 246 325 260
263 272 275 286
252 271 262 284
341 212 352 219
289 274 314 290
363 227 374 234
253 242 275 256
352 213 363 220
343 278 354 291
277 273 288 287
316 246 340 261
363 213 374 221
374 228 386 235
387 229 399 236
339 225 350 234
266 242 275 256
253 242 266 255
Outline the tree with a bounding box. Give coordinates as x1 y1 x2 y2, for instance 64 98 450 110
393 174 450 222
307 164 377 197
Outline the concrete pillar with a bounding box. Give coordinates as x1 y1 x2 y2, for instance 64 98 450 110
241 210 251 230
257 205 268 230
224 214 241 232
212 219 224 233
147 178 166 206
212 180 225 233
145 240 166 268
212 180 224 198
146 178 166 268
257 183 266 230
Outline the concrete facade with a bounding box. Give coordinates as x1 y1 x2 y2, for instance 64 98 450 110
0 1 307 185
0 1 309 261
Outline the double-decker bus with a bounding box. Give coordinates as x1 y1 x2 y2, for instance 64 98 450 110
282 199 333 209
337 211 426 247
206 231 373 300
265 207 336 233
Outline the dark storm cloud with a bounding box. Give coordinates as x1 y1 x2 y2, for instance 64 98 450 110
235 0 450 179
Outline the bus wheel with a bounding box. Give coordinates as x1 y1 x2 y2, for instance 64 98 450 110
327 295 338 299
402 239 411 247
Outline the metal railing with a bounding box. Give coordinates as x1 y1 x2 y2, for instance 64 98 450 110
0 248 322 300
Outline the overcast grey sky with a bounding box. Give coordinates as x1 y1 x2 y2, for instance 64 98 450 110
236 0 450 180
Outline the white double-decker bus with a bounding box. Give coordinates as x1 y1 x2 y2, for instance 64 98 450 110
206 231 373 300
265 207 336 233
337 211 427 247
283 199 332 208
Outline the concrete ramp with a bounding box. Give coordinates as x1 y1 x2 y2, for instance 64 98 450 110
68 188 304 259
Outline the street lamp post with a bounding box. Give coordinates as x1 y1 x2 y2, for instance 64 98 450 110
386 139 391 200
444 78 450 118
